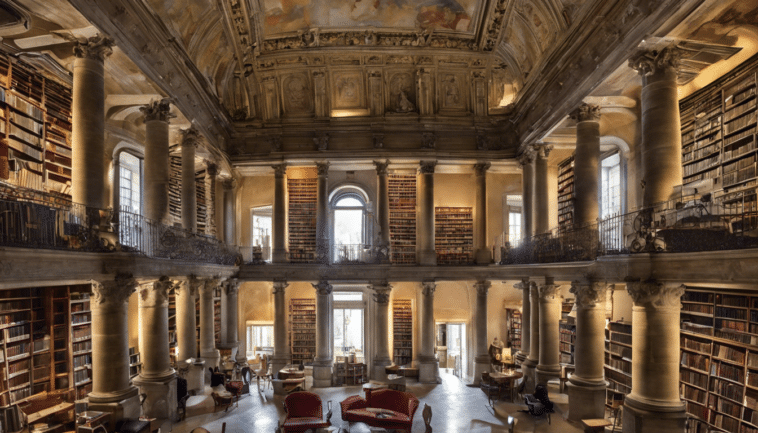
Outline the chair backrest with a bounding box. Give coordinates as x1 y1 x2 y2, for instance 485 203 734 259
369 389 419 417
284 391 323 419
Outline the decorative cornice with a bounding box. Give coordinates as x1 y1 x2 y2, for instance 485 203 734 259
629 46 684 77
316 161 330 177
140 98 175 123
313 280 333 296
73 34 115 61
538 283 561 299
92 274 137 306
570 103 600 123
272 163 287 177
374 160 390 176
474 280 491 296
421 281 436 296
419 160 436 175
626 281 685 308
273 279 288 293
569 281 607 307
474 162 491 177
180 127 201 147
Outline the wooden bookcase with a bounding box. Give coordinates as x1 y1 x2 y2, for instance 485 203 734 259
388 174 416 264
287 175 317 263
506 308 521 351
435 207 473 265
393 299 413 366
196 169 207 234
129 347 141 379
168 287 177 365
679 287 758 433
289 298 316 365
69 290 92 400
214 287 221 346
560 321 576 365
168 157 211 233
604 321 633 407
0 53 74 203
334 361 366 386
557 155 575 229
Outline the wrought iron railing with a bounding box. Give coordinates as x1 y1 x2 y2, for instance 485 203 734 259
0 197 240 265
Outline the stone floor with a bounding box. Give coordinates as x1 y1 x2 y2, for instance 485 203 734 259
162 370 586 433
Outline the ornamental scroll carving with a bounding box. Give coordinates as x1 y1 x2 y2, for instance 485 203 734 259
73 34 114 61
538 283 560 300
177 275 202 298
201 278 221 296
92 275 137 306
224 278 240 296
514 278 532 292
569 103 600 123
569 281 607 307
273 279 289 294
419 161 436 174
534 143 552 160
374 160 389 176
370 282 392 304
313 280 333 296
626 281 685 308
516 147 536 167
474 280 491 296
141 98 175 123
272 163 287 177
180 126 201 147
421 281 436 297
316 161 329 176
628 47 684 77
139 276 172 307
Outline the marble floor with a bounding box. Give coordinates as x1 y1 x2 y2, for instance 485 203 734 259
164 371 586 433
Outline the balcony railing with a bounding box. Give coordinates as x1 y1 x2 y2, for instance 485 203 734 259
0 197 240 265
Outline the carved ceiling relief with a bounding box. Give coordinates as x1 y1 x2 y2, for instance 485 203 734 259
282 72 314 116
388 71 417 114
439 72 467 113
489 66 520 111
332 71 366 111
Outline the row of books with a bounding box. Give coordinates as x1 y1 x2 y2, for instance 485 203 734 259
723 136 756 161
726 112 757 136
725 97 757 123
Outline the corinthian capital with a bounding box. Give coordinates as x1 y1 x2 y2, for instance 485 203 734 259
419 160 436 174
514 278 531 291
570 103 600 123
273 279 288 294
313 280 333 296
181 126 201 147
516 147 536 167
272 163 287 177
201 277 221 295
474 162 491 177
626 281 685 308
628 47 684 77
141 98 175 122
421 281 436 296
474 280 491 296
374 160 390 176
538 283 561 299
177 276 202 298
533 143 552 160
73 34 114 61
370 281 392 304
139 276 172 307
92 274 137 306
224 278 240 296
315 161 329 177
569 281 607 307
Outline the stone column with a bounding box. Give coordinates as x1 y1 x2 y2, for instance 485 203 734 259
142 99 175 224
623 281 687 433
567 281 608 421
88 275 140 423
534 144 552 234
370 281 393 381
375 160 391 262
175 276 201 363
199 278 220 368
312 280 334 387
518 150 536 239
180 127 200 233
222 179 236 245
513 278 531 365
270 280 290 374
536 278 562 385
474 163 491 264
133 277 177 420
417 161 436 265
570 104 601 227
473 280 491 385
71 35 113 209
218 279 240 353
522 281 540 392
272 164 288 263
315 162 329 263
630 48 684 207
418 281 438 383
205 163 218 237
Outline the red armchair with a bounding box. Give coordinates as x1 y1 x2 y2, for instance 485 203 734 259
340 388 419 432
281 391 332 433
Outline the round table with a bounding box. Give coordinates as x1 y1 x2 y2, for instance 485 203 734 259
489 370 523 402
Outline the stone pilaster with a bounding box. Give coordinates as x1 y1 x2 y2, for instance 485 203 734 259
570 104 601 227
133 277 177 420
88 275 140 424
199 278 221 368
533 144 552 234
567 280 608 421
222 178 236 245
142 99 175 224
312 280 334 387
370 281 393 381
316 162 330 263
271 280 290 374
474 163 491 264
536 278 562 385
417 161 436 265
629 47 684 207
622 281 687 433
418 281 438 383
375 160 391 262
72 35 114 209
517 149 536 239
272 164 288 263
473 280 491 385
513 278 531 364
522 281 540 392
180 127 200 233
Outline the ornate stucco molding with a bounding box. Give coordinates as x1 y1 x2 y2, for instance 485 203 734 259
272 279 288 294
139 275 172 307
516 147 536 167
92 274 137 306
419 160 437 174
421 281 436 296
570 103 600 123
313 280 333 296
140 98 175 123
374 160 390 176
538 283 561 300
628 46 684 77
223 278 240 296
569 281 607 307
316 161 330 177
73 34 115 61
180 126 201 147
626 281 685 308
474 162 491 176
370 281 392 304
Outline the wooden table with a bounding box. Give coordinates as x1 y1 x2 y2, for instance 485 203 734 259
581 418 611 433
489 371 523 402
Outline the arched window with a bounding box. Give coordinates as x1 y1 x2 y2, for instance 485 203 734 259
330 186 371 263
117 151 143 214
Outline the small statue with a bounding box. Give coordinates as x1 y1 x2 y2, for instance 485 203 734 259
396 90 415 113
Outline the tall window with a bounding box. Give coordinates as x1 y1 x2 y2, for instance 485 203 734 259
330 187 370 263
506 195 523 247
119 152 142 214
333 290 364 363
601 153 622 217
251 205 272 261
246 324 274 356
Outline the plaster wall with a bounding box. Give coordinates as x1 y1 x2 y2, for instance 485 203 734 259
237 175 275 247
612 284 634 323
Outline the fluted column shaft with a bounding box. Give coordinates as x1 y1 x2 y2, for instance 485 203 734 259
143 100 174 223
536 279 562 384
371 282 393 381
316 163 329 262
272 164 287 263
572 105 601 227
71 36 113 209
199 279 220 368
418 161 436 265
176 277 201 363
514 279 531 364
271 280 290 373
474 163 491 264
180 129 198 232
473 280 491 385
375 161 391 260
534 145 552 234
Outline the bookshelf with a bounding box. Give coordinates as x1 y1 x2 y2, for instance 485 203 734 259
169 156 182 222
679 287 758 433
334 361 366 386
560 321 576 365
69 290 92 400
289 298 316 365
388 174 416 264
196 169 207 234
214 287 221 346
168 287 177 366
287 175 317 263
393 299 413 366
434 207 473 265
129 347 141 379
506 308 521 351
557 155 575 229
604 321 633 407
0 53 74 202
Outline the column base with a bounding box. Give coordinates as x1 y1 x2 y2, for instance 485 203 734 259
200 348 220 370
133 372 178 421
312 364 333 388
418 250 437 266
270 355 291 379
186 360 206 395
272 249 288 264
87 387 140 429
520 358 537 394
622 396 686 433
372 358 393 382
536 363 561 386
235 349 247 364
475 248 491 265
473 355 490 385
418 360 439 384
567 381 607 422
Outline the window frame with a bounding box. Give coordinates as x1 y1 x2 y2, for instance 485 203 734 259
250 205 273 262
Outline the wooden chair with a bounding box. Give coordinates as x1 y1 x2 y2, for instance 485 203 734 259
522 384 554 425
255 355 272 391
479 372 502 406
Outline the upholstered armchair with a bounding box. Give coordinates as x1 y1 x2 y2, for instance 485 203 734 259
281 391 332 433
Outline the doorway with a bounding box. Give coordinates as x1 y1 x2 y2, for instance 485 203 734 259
444 323 467 379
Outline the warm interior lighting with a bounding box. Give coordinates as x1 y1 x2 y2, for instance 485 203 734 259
330 109 370 118
679 32 758 99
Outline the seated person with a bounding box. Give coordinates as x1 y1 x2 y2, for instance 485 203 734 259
522 384 554 416
489 337 504 370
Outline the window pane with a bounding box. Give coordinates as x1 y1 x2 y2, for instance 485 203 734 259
333 291 363 302
334 209 363 244
119 153 141 214
251 206 273 261
335 197 363 207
